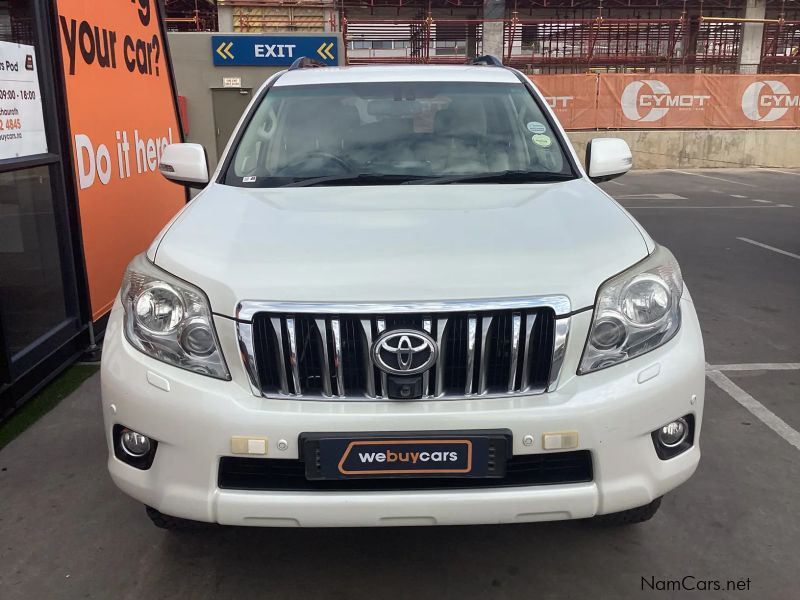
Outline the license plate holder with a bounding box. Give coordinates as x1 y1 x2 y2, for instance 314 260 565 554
300 430 511 480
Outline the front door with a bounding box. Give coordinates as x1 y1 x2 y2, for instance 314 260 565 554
212 88 253 159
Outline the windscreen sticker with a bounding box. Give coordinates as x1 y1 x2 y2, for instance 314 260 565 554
532 134 552 148
243 176 257 183
526 121 547 134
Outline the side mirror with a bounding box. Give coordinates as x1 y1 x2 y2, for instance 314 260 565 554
585 138 633 183
159 143 209 188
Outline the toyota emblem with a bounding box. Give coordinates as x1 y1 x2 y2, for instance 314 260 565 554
371 329 438 376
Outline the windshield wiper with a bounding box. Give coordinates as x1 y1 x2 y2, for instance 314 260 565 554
282 173 429 187
404 170 577 185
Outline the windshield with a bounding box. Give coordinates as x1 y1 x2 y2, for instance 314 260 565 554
223 81 576 187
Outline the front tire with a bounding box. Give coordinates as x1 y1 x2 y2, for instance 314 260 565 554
593 497 662 526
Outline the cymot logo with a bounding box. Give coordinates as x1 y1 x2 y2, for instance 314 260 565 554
741 80 799 122
621 80 711 122
545 95 574 109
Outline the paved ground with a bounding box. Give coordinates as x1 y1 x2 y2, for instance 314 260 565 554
1 169 799 599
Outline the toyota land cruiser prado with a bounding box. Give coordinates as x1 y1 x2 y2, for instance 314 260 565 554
100 57 705 529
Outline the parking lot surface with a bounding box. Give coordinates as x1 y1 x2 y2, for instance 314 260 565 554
1 169 798 599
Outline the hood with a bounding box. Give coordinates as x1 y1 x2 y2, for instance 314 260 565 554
153 180 650 317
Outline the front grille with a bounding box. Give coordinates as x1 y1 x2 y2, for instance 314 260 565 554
218 451 593 491
244 304 560 400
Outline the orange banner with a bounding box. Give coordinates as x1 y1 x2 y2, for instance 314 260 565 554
533 74 800 130
597 74 713 129
56 0 185 319
704 75 800 128
530 74 598 129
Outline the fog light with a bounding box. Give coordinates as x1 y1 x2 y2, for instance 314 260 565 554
120 428 152 457
657 418 688 448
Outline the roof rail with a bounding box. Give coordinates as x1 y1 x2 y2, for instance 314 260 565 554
470 55 504 67
288 56 327 71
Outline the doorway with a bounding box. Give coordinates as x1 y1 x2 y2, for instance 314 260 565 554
212 88 252 159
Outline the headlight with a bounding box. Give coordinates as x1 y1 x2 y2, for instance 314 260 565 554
579 245 683 374
121 254 230 379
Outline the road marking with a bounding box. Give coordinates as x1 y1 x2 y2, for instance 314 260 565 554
606 180 626 186
737 237 800 260
752 199 773 204
707 363 800 372
670 170 758 187
730 194 748 198
625 205 792 209
761 169 800 177
616 193 688 200
706 370 800 452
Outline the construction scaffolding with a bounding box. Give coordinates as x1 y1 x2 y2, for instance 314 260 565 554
166 0 800 72
165 0 219 31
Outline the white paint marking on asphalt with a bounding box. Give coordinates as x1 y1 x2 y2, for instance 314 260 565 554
761 169 800 177
737 237 800 260
707 363 800 372
625 205 792 209
607 180 626 186
752 199 772 204
616 193 688 200
706 370 800 452
671 170 758 187
730 194 747 198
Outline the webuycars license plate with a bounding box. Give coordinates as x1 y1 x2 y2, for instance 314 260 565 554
301 431 511 480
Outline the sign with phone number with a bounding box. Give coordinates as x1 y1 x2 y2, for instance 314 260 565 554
0 41 47 159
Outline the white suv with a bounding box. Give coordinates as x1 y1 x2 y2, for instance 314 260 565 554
100 58 705 529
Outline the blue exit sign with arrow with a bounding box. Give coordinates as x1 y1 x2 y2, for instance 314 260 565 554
211 35 339 66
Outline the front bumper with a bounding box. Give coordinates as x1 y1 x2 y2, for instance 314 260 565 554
101 297 705 527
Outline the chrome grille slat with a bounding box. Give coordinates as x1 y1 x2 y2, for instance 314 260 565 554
313 318 333 397
465 316 478 396
359 318 376 397
376 317 387 398
520 312 538 391
236 322 260 394
548 317 570 392
422 317 432 397
331 318 345 397
242 298 567 402
477 315 494 395
285 317 301 395
508 312 522 392
434 316 448 397
269 317 289 394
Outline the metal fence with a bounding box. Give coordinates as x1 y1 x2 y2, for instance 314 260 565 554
343 15 800 74
762 20 800 73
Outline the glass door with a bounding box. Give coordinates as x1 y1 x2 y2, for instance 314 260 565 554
0 0 85 397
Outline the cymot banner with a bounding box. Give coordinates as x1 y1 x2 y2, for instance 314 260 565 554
530 74 599 130
598 74 713 129
55 0 185 320
705 75 800 128
529 74 800 130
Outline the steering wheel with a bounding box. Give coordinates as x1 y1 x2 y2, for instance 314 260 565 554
282 151 355 174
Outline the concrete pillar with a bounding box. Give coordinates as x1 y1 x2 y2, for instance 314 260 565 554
483 0 505 61
218 6 234 33
739 0 766 73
